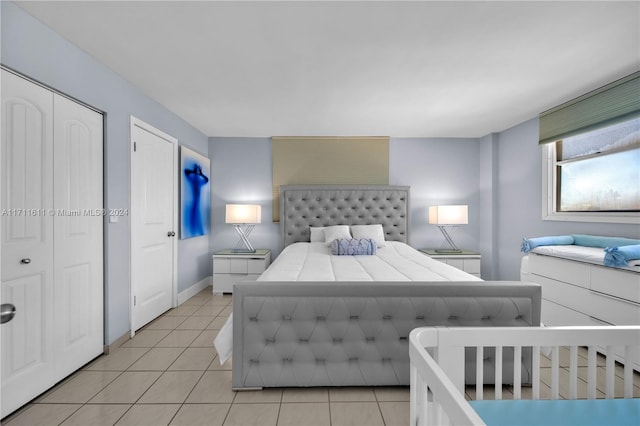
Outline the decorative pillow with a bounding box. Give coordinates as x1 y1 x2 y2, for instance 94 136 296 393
330 238 377 256
309 226 326 243
323 225 351 245
350 224 386 247
521 235 574 253
604 244 640 267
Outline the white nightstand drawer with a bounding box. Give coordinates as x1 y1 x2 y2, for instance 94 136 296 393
213 258 230 274
229 259 248 274
248 259 267 274
464 259 481 274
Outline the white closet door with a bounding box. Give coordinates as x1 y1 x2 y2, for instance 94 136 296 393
1 70 55 417
52 94 103 379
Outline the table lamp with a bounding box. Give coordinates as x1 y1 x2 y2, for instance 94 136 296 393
225 204 261 253
428 205 468 253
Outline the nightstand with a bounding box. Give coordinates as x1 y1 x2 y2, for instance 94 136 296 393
420 249 481 278
212 249 271 294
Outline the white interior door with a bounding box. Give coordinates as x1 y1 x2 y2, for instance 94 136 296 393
1 70 56 417
130 118 177 333
52 94 104 378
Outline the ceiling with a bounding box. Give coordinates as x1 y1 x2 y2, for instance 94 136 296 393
14 1 640 138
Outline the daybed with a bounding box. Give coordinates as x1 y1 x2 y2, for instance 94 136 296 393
409 325 640 426
217 185 542 390
520 234 640 371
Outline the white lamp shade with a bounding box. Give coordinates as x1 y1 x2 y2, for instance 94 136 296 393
225 204 262 224
428 205 468 225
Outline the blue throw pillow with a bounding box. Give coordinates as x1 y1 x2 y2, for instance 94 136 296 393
521 235 574 253
573 234 640 248
330 238 377 256
604 244 640 267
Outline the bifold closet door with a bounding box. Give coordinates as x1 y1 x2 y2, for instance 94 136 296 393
1 69 56 419
1 70 104 417
52 93 104 379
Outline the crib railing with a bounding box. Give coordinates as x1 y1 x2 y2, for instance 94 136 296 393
409 326 640 426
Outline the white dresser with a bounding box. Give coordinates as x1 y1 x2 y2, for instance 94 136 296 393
212 249 271 294
524 252 640 370
420 249 482 278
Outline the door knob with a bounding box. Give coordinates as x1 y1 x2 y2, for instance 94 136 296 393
20 258 31 264
1 304 16 324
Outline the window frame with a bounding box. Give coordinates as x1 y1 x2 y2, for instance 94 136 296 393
541 142 640 224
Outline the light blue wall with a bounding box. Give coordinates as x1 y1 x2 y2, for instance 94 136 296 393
210 136 482 268
496 117 640 280
209 138 281 259
1 2 211 344
389 138 480 251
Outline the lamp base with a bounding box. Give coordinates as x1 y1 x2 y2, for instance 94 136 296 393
230 248 257 254
434 248 463 253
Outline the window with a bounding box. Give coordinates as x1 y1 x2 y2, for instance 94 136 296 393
542 116 639 223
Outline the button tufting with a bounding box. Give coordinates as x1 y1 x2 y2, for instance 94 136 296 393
282 315 292 321
349 315 358 320
249 317 258 322
382 315 392 320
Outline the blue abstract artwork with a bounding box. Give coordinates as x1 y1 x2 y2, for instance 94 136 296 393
181 146 211 239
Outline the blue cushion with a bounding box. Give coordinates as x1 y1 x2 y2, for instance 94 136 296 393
469 398 640 426
604 244 640 267
572 234 640 248
330 238 377 255
521 235 574 253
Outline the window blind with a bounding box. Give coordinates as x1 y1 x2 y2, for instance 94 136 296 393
272 136 389 222
539 71 640 145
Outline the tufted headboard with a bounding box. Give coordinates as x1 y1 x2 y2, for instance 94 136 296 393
279 185 410 247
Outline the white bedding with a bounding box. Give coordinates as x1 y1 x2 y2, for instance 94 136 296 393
214 241 481 363
258 241 482 282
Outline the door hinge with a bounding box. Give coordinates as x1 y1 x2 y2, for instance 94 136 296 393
134 296 136 306
133 141 137 152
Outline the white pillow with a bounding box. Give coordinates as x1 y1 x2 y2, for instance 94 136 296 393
323 225 351 245
350 224 386 247
309 226 326 243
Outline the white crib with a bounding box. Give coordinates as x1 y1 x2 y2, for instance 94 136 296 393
409 326 640 426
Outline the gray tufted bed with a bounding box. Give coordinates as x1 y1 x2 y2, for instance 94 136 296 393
228 185 541 389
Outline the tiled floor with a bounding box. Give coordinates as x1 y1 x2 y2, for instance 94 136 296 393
1 289 409 426
2 288 638 425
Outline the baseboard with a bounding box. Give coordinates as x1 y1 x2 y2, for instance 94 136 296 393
104 331 131 354
177 276 213 305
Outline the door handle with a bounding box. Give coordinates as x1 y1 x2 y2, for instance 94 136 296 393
167 231 176 237
1 304 16 324
20 258 31 264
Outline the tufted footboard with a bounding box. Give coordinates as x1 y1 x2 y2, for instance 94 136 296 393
232 281 541 390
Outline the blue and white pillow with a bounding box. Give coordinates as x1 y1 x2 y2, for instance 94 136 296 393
330 238 377 256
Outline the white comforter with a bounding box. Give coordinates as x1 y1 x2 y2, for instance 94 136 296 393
258 241 482 282
214 241 480 363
